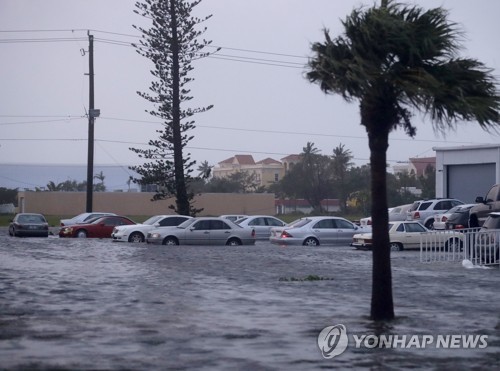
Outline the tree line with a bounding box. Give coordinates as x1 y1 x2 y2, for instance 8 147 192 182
190 142 435 216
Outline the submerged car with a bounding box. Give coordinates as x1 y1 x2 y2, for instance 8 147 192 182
146 217 256 246
59 215 135 238
234 215 286 240
433 204 476 230
9 213 49 237
60 212 116 227
472 212 500 264
351 220 463 251
269 216 370 246
112 215 192 243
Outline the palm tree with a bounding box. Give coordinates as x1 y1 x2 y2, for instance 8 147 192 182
331 143 354 212
197 160 213 179
307 0 499 320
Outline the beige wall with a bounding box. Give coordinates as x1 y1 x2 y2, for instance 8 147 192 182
17 191 276 217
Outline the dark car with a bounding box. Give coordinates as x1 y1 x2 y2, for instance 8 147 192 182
9 213 49 237
59 216 136 238
445 204 477 230
471 212 500 265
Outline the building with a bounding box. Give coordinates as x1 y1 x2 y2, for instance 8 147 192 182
213 155 284 187
393 157 436 177
434 144 500 203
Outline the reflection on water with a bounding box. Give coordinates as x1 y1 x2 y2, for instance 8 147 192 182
0 235 498 370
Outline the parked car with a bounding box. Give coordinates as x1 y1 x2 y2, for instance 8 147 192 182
432 204 476 230
469 184 500 227
9 213 49 237
60 212 116 227
351 220 463 251
234 215 286 240
59 215 136 238
146 217 256 246
445 206 474 230
359 204 411 226
407 198 464 229
112 215 192 243
220 215 248 222
472 212 500 264
269 216 370 246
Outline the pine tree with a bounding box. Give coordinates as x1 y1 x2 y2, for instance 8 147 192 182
130 0 218 215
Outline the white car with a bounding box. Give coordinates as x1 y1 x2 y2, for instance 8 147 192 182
111 215 192 243
351 220 463 251
234 215 287 240
432 204 476 230
60 212 116 226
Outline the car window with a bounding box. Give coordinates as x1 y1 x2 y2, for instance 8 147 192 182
405 223 426 233
265 217 284 227
192 220 210 230
418 202 432 211
336 219 355 229
409 202 421 211
313 219 335 229
249 218 266 226
160 217 187 226
396 224 404 232
210 220 231 230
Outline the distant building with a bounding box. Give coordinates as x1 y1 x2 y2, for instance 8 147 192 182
213 155 285 187
392 157 436 177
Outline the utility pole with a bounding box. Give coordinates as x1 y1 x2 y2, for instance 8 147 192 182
86 32 99 212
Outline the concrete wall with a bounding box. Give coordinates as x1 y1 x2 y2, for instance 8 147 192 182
17 192 276 217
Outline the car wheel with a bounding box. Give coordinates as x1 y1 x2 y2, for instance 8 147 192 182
226 238 242 246
76 230 88 238
162 236 179 246
8 228 14 237
389 242 403 251
425 219 434 229
128 232 144 243
303 237 319 246
445 238 463 252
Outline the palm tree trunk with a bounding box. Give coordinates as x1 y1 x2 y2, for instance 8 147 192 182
368 129 395 320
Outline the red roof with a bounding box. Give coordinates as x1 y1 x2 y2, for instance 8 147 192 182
218 155 256 165
257 157 281 165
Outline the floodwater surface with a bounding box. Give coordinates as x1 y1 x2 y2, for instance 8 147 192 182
0 232 498 370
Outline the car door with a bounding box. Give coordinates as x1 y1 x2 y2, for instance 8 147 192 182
247 217 268 239
94 217 124 238
208 219 233 245
335 219 359 245
310 218 338 245
185 219 211 245
402 222 428 249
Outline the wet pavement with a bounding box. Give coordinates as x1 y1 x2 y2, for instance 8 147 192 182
0 230 499 370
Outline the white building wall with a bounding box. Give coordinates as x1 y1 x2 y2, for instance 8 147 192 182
433 144 500 198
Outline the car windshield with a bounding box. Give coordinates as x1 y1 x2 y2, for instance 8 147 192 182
177 218 198 229
143 216 163 225
234 218 248 225
19 214 45 223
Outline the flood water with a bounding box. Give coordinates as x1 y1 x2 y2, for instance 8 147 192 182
0 231 498 370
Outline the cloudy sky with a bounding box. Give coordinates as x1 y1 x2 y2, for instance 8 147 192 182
1 0 499 171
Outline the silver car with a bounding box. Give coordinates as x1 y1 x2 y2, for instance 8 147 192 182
270 216 370 246
235 215 286 240
146 217 256 246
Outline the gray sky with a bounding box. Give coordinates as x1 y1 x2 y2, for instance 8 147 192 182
1 0 499 171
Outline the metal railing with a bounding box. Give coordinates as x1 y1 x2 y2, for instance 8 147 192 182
419 228 499 267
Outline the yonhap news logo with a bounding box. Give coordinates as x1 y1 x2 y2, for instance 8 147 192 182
317 324 488 359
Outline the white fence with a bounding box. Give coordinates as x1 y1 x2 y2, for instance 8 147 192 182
420 228 499 267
